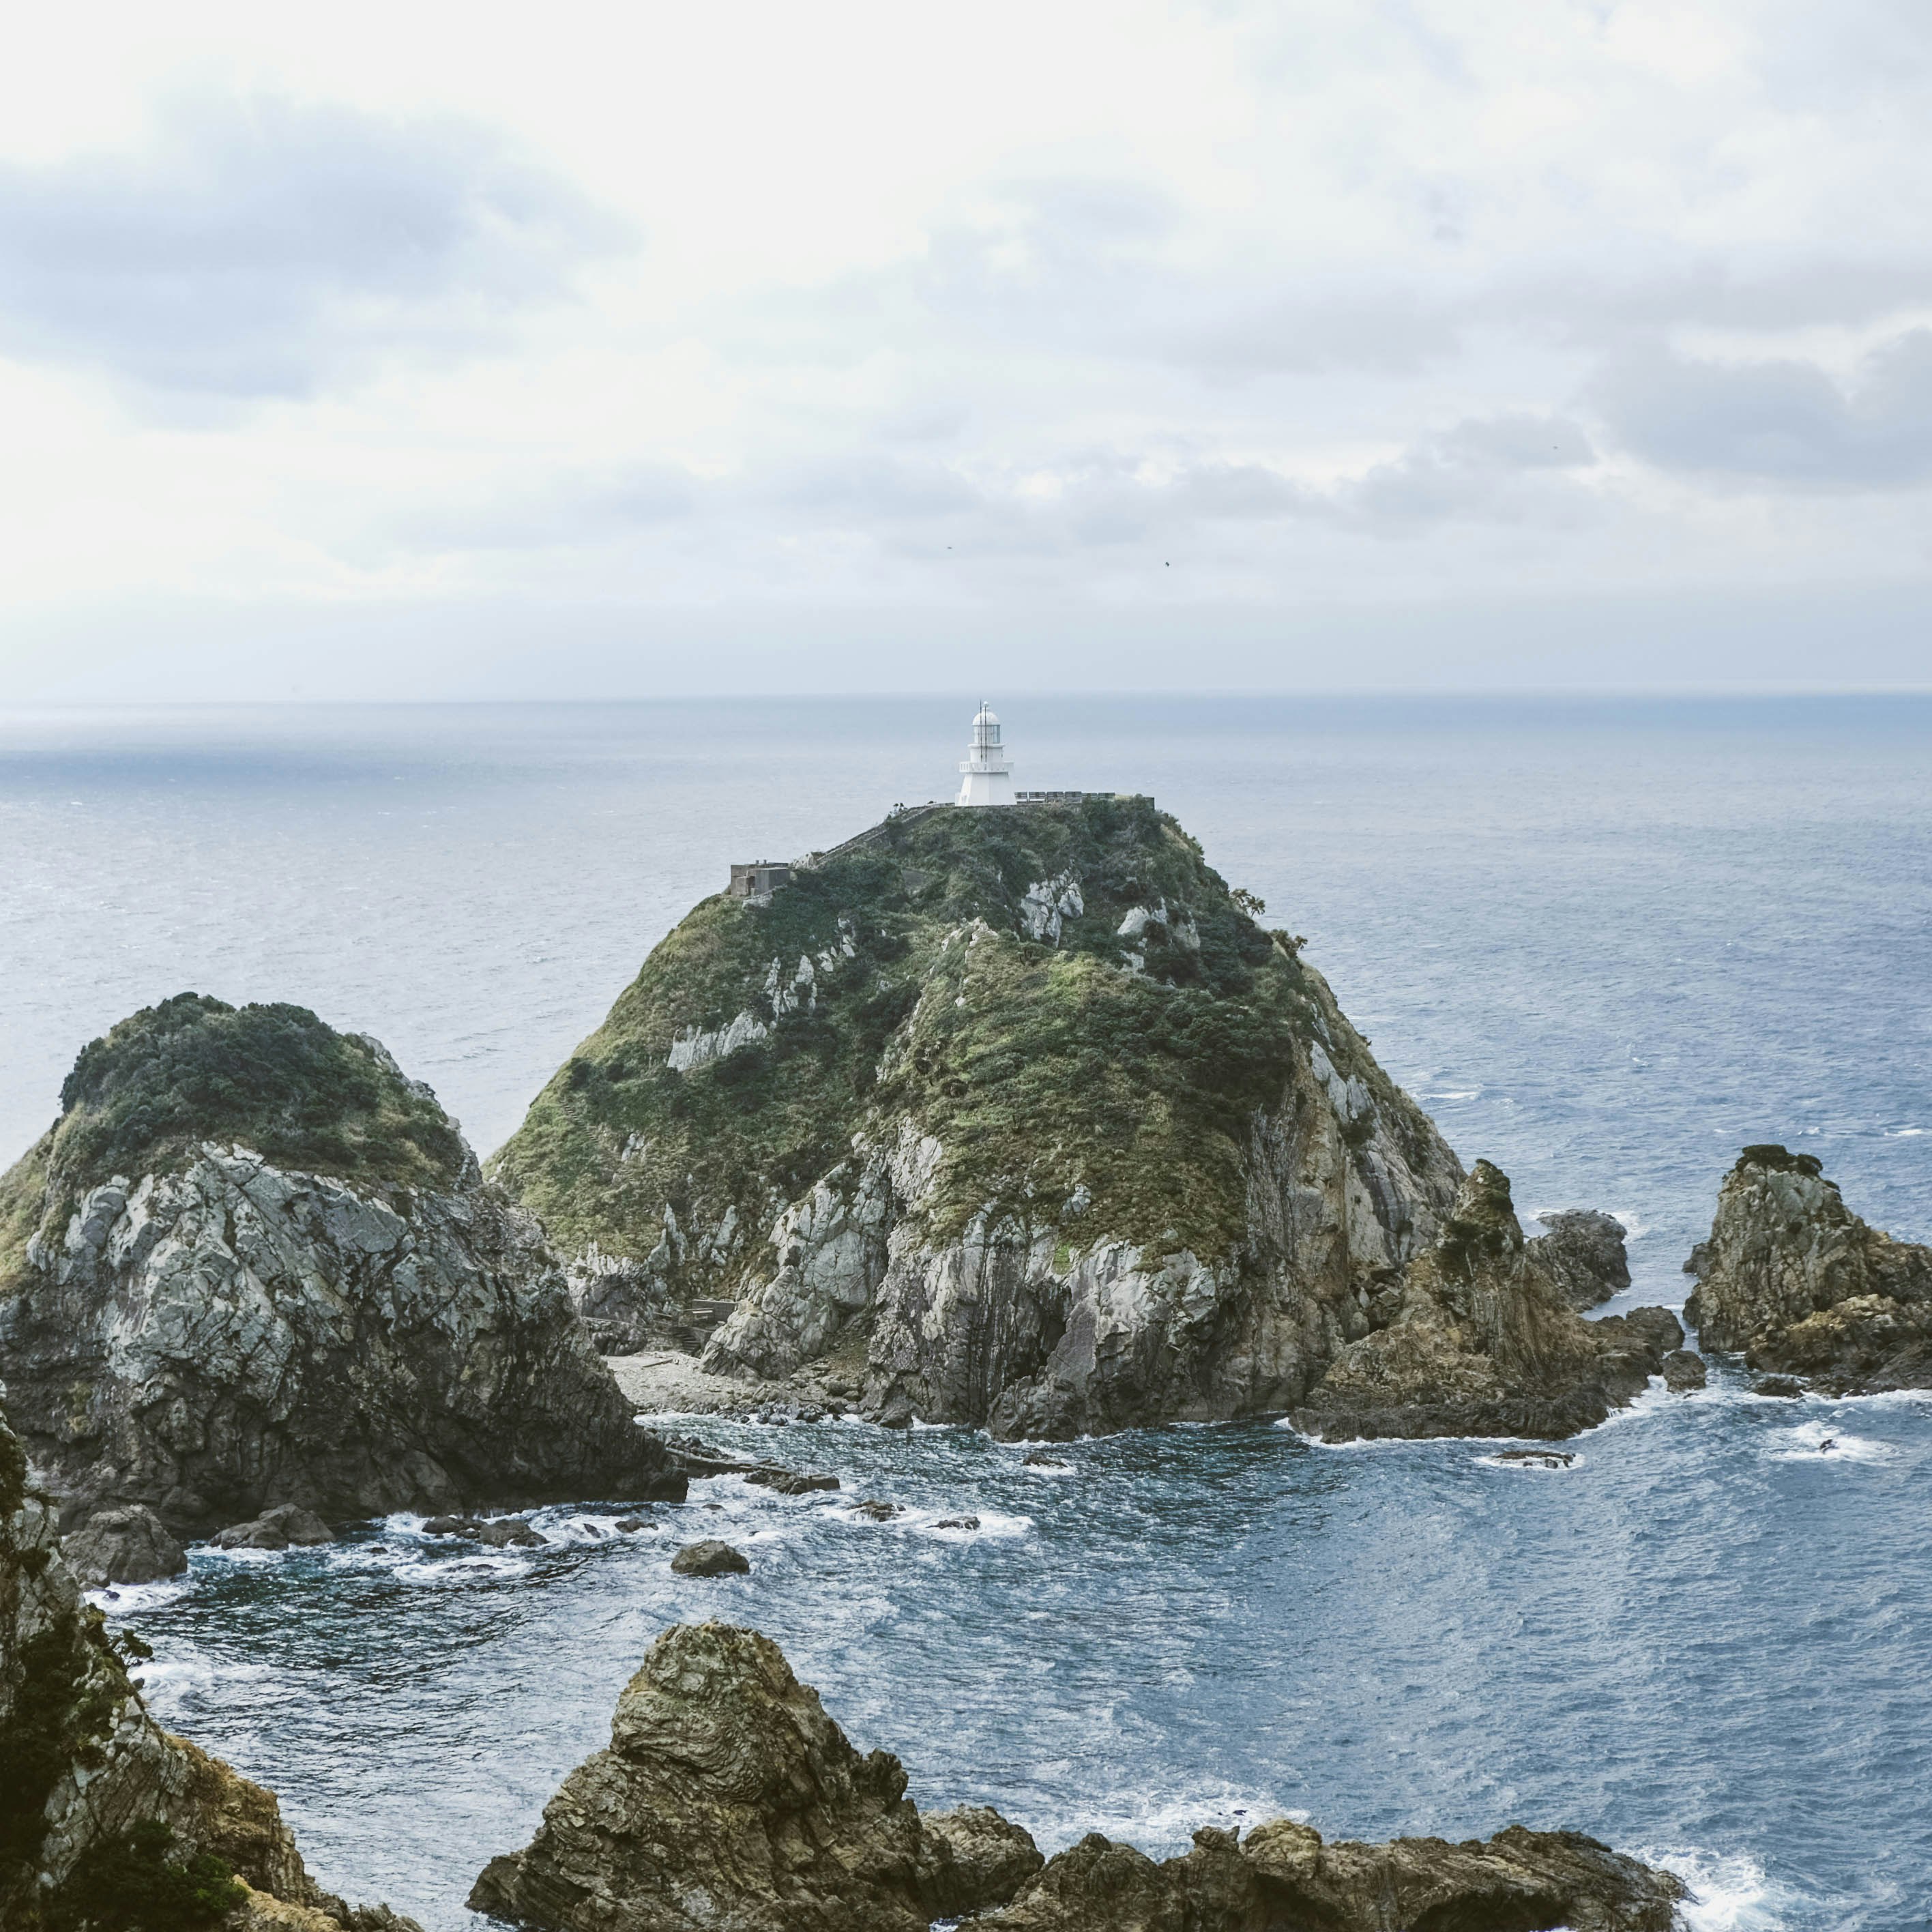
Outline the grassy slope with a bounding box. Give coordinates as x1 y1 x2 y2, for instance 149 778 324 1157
0 994 467 1292
493 797 1422 1271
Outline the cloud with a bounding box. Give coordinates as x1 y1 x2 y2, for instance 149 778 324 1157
0 91 628 401
1595 332 1932 486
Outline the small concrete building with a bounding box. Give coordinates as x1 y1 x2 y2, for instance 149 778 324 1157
956 702 1015 808
728 861 791 901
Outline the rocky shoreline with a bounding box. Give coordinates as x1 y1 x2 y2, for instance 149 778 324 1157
470 1620 1688 1932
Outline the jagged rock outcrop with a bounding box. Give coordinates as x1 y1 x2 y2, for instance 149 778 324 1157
1293 1163 1681 1441
977 1818 1684 1931
0 1405 415 1930
0 995 685 1543
1684 1145 1932 1392
493 798 1471 1439
467 1620 1041 1931
473 1622 1680 1932
1528 1208 1630 1309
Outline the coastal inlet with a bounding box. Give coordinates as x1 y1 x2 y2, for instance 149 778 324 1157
110 1360 1928 1932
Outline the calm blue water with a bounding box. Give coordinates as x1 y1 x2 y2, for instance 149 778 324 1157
3 697 1930 1930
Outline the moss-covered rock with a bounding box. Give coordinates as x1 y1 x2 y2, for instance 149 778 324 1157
0 1007 685 1536
493 800 1468 1436
0 995 465 1294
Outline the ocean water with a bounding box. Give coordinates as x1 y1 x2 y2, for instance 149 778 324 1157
4 696 1931 1930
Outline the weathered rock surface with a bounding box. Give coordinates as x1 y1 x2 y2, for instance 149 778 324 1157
1293 1163 1681 1442
473 1622 1681 1932
1661 1349 1708 1392
0 1405 415 1931
61 1502 187 1587
467 1621 1039 1931
977 1818 1685 1932
0 995 686 1534
1684 1144 1932 1394
213 1504 337 1551
671 1538 749 1576
494 800 1472 1439
1528 1208 1631 1309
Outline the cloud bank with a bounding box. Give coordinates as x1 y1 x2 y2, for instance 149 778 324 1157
0 0 1929 693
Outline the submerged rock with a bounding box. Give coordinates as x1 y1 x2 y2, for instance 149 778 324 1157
0 994 686 1535
0 1405 415 1931
671 1538 749 1576
1684 1145 1932 1394
978 1817 1684 1932
489 799 1467 1440
1292 1163 1681 1442
61 1502 187 1587
467 1621 1038 1931
1528 1208 1632 1309
1753 1374 1806 1399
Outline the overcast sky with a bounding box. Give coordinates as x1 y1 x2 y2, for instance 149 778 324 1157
3 0 1931 697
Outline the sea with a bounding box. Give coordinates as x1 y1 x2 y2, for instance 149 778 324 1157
1 695 1928 1931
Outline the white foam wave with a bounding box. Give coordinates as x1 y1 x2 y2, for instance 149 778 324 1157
85 1573 199 1615
1028 1781 1301 1858
1884 1126 1924 1138
1474 1450 1582 1472
1765 1419 1897 1465
1642 1845 1787 1931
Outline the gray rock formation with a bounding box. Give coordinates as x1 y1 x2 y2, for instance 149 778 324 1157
671 1538 748 1576
0 1406 415 1931
212 1504 336 1551
471 1622 1681 1932
977 1819 1684 1932
61 1502 186 1587
1684 1145 1932 1393
468 1620 1040 1931
1527 1208 1631 1308
0 997 686 1535
1293 1163 1682 1441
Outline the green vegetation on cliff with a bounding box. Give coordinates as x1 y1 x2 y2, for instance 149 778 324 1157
0 994 467 1292
493 797 1426 1272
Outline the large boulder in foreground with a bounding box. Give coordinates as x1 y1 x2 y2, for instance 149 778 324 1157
1685 1145 1932 1392
492 797 1467 1439
471 1621 1682 1932
1293 1162 1680 1441
467 1620 1041 1931
0 994 685 1544
0 1406 413 1931
978 1818 1684 1931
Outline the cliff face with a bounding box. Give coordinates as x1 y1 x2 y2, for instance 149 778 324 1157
473 1620 1684 1932
0 1407 412 1931
493 799 1467 1437
1685 1145 1932 1392
1295 1162 1680 1441
0 996 684 1538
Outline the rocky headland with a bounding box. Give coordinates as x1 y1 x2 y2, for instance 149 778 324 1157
0 1406 415 1931
1685 1143 1932 1392
0 995 685 1568
493 798 1674 1441
1294 1162 1680 1441
471 1618 1686 1932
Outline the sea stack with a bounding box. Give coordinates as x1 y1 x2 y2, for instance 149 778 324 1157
1684 1143 1932 1390
0 994 685 1555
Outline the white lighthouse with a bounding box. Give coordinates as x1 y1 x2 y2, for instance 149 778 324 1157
956 701 1015 807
